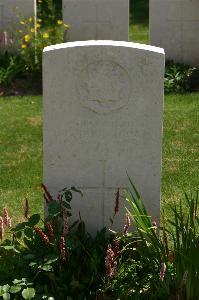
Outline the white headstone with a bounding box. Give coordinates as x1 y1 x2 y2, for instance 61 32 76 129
63 0 129 41
43 41 165 234
150 0 199 66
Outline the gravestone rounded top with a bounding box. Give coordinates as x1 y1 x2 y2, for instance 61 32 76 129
44 40 165 54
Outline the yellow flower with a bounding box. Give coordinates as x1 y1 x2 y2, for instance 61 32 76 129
30 28 35 33
20 20 25 25
64 24 70 29
37 18 42 23
18 29 23 33
24 34 30 42
21 44 27 49
29 17 33 23
37 23 41 28
38 0 42 3
57 20 63 25
43 32 49 39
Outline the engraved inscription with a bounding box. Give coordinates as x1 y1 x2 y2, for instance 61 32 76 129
77 61 131 114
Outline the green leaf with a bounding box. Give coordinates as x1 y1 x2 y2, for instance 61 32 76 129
28 214 40 227
0 286 4 296
2 285 10 293
71 186 83 197
11 222 27 232
61 201 71 210
64 190 72 202
24 227 34 239
0 245 14 251
39 265 53 272
10 285 21 293
22 288 35 299
13 279 23 285
3 293 10 300
48 201 60 217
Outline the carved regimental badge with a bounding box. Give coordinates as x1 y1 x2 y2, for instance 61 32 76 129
77 60 131 114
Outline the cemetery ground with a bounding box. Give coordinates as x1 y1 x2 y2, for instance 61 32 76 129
0 93 198 223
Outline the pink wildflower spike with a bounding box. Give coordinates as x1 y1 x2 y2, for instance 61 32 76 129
3 207 9 227
114 188 120 216
105 243 118 278
0 217 4 240
152 220 157 233
41 184 53 204
159 262 166 282
124 213 131 235
60 236 67 261
34 227 49 244
24 198 29 219
63 208 68 237
7 217 12 228
45 222 55 242
113 239 119 259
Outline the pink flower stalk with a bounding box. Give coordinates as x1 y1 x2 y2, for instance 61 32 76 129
3 207 9 227
105 243 118 278
159 262 166 282
152 220 157 233
60 236 67 261
45 222 55 242
24 198 29 219
113 239 119 259
7 217 12 228
63 208 68 237
0 217 4 240
34 227 49 244
124 213 131 234
114 188 120 215
41 184 53 204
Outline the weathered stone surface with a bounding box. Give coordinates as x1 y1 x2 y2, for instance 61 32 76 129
43 41 165 234
63 0 129 41
0 0 34 50
0 0 34 30
150 0 199 66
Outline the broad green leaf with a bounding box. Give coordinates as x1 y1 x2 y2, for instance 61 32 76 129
24 227 34 239
13 279 23 285
64 190 72 202
0 286 4 296
48 201 60 217
3 293 10 300
39 265 53 272
61 201 71 210
71 186 83 197
10 285 21 293
28 214 40 226
0 246 14 251
2 285 10 293
22 288 35 299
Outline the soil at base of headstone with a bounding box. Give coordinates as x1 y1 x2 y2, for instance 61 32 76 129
0 76 42 97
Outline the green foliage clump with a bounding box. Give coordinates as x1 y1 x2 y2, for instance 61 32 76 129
0 181 199 299
0 52 25 87
165 61 199 93
0 186 109 300
100 179 199 300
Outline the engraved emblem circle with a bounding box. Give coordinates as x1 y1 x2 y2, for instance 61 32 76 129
77 60 131 114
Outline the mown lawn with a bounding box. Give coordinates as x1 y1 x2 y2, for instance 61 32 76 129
0 94 198 221
129 0 149 44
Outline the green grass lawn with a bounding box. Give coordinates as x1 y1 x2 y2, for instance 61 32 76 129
129 0 149 44
0 94 198 222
